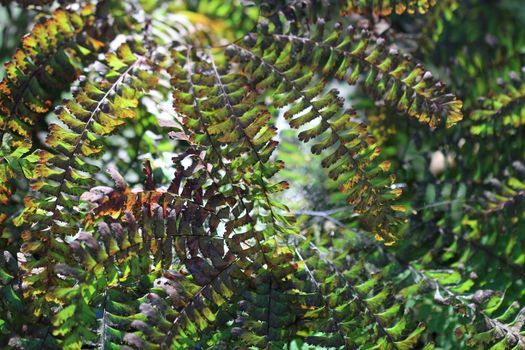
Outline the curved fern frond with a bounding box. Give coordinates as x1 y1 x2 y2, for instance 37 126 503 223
295 243 429 349
77 158 300 348
342 0 438 15
223 21 461 242
0 5 104 205
229 41 403 243
26 42 157 230
17 43 157 326
0 5 104 141
261 23 463 128
170 47 295 255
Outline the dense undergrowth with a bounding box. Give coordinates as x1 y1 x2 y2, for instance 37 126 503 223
0 0 524 349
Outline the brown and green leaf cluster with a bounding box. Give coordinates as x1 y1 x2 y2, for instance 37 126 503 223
0 0 524 349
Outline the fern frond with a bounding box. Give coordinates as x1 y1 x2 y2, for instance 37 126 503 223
312 218 523 350
229 41 403 243
418 170 525 281
229 245 301 348
47 161 244 347
415 266 525 349
259 0 436 26
15 43 157 333
26 42 157 231
0 5 104 205
463 299 525 350
78 156 299 348
46 208 165 348
170 48 308 346
227 20 462 243
403 176 525 347
470 70 525 136
262 23 463 128
460 172 525 280
0 4 104 140
342 0 438 15
170 47 296 256
294 236 429 349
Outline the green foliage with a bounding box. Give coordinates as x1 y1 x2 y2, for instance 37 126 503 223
0 0 523 349
342 0 437 15
0 5 104 206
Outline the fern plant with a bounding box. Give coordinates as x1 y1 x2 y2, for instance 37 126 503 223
1 0 524 349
